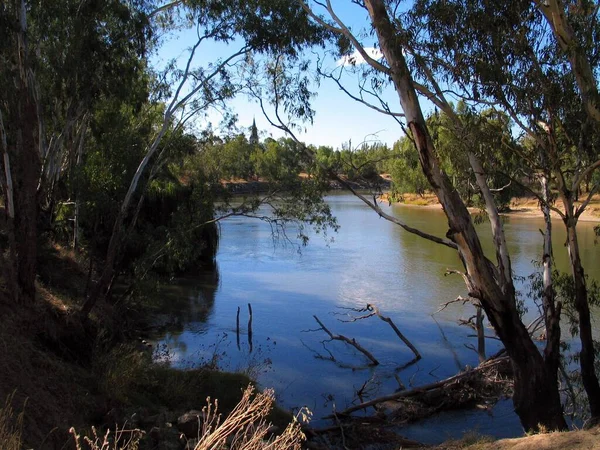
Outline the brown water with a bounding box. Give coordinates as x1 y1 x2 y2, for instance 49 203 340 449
153 193 599 443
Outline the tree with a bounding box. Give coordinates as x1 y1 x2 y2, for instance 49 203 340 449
80 0 331 317
407 0 600 421
291 0 569 430
389 136 429 197
0 0 149 304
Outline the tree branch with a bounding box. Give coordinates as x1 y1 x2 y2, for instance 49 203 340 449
313 315 379 366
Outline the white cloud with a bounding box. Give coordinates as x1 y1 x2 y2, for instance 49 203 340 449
337 47 383 66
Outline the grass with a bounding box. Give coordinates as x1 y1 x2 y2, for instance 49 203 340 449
437 431 495 449
0 393 24 450
70 426 145 450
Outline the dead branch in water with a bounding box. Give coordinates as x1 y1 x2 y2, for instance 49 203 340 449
337 303 421 364
434 291 487 362
248 303 253 353
331 355 511 417
236 306 241 351
313 315 379 366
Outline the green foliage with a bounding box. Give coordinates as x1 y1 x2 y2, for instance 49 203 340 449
427 105 522 209
408 0 600 197
389 136 429 197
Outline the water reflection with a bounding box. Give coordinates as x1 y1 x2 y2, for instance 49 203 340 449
152 269 219 356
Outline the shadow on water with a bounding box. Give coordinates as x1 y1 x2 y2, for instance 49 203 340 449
149 267 220 339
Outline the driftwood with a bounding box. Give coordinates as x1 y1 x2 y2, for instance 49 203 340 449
332 356 511 417
313 315 379 366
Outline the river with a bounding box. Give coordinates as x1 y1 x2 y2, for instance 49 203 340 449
152 193 599 444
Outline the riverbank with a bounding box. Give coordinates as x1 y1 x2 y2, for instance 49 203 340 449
0 244 293 449
386 193 600 223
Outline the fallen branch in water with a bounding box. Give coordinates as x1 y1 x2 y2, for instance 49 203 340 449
313 315 379 366
336 303 421 368
367 304 421 361
330 355 511 417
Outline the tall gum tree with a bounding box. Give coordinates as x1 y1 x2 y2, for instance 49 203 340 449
407 0 600 421
80 0 331 317
296 0 568 431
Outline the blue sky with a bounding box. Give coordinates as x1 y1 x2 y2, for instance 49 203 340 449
151 1 423 149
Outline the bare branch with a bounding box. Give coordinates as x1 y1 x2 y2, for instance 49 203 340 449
572 159 600 194
433 295 474 315
313 315 379 366
319 67 404 117
298 0 390 75
148 0 184 18
575 183 600 219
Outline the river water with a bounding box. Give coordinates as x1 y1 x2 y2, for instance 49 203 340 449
153 193 599 444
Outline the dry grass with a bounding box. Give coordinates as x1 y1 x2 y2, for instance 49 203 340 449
0 393 24 450
194 385 307 450
70 426 145 450
68 385 306 450
397 193 440 206
433 427 600 450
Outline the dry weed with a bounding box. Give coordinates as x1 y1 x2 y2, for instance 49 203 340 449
69 426 144 450
194 385 309 450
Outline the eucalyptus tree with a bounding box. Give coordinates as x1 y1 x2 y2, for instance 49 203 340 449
428 106 522 210
389 136 429 197
286 0 570 430
0 0 150 304
75 0 331 317
406 0 600 421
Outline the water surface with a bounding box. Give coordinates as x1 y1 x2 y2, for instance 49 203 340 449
153 193 599 443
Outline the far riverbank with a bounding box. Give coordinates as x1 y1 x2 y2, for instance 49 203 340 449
383 192 600 223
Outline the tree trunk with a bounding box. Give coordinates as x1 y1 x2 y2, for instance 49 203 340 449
538 0 600 123
540 172 561 386
13 85 40 304
364 0 566 431
475 305 485 364
564 214 600 419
